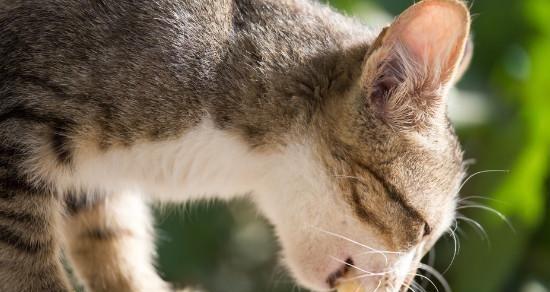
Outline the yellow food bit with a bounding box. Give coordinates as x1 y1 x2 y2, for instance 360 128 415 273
337 281 362 292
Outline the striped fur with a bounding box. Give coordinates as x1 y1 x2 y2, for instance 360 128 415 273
62 193 169 292
0 0 471 291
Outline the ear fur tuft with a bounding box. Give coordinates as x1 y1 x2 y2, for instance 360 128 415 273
362 0 471 130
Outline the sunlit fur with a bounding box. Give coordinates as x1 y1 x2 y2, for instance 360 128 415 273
0 0 471 291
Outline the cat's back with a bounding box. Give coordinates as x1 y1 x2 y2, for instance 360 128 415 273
0 0 235 86
0 0 367 79
0 0 371 136
0 0 248 142
0 0 324 66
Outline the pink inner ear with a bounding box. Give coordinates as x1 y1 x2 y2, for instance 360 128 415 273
394 2 468 72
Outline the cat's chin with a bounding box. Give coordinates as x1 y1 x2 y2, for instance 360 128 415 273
279 242 418 292
276 245 343 291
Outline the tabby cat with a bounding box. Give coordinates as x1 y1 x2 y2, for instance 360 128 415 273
0 0 471 291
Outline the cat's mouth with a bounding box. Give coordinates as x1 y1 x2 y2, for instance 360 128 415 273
326 257 353 288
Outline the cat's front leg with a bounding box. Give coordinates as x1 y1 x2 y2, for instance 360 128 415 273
0 146 71 292
62 191 169 292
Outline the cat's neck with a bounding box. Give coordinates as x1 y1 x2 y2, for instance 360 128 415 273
59 118 320 204
35 0 376 201
202 0 373 148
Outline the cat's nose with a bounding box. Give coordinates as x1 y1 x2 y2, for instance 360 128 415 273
326 257 354 288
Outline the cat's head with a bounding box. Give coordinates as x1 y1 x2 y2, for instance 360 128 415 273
254 0 471 291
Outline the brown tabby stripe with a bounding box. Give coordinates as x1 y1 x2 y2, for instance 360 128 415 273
0 224 51 254
51 123 74 165
328 146 391 232
0 145 24 160
353 159 426 224
0 105 64 125
81 228 123 241
64 194 90 215
350 181 390 233
15 74 81 102
0 173 47 200
0 105 76 165
0 209 41 226
0 70 86 167
0 145 23 165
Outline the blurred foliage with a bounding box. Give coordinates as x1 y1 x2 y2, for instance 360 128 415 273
155 1 550 291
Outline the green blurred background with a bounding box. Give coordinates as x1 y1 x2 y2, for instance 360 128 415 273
154 1 550 291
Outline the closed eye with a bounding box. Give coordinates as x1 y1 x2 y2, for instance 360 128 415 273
351 159 429 229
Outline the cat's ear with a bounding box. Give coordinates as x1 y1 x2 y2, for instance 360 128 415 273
452 36 474 84
362 0 470 129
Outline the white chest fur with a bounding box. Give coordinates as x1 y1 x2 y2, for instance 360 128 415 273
67 119 277 200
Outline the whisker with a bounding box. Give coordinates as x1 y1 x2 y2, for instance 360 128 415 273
418 263 452 292
313 226 404 265
411 281 427 292
425 248 437 272
456 204 515 233
348 272 435 292
455 215 490 245
316 225 404 258
313 226 380 253
330 256 371 275
340 269 395 282
452 220 468 239
408 273 440 292
373 279 382 292
442 226 460 274
329 256 401 283
354 250 405 258
458 169 509 192
458 195 508 205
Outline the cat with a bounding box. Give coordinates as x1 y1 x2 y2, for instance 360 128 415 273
0 0 472 291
